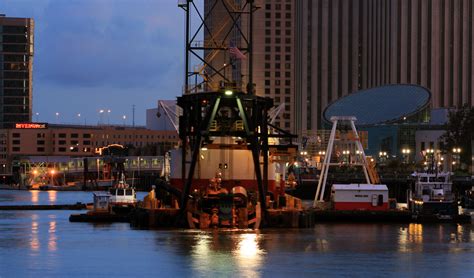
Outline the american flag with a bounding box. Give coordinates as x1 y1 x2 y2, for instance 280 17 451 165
229 43 246 60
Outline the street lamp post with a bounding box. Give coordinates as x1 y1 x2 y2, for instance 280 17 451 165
99 109 104 125
452 147 461 171
318 151 325 170
342 150 350 164
425 149 435 172
379 151 387 164
55 112 59 124
401 148 411 164
107 109 111 125
50 169 56 185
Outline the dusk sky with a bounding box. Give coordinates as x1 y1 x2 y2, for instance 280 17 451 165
0 0 186 125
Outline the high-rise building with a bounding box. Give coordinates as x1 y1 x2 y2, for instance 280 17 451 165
0 15 34 128
296 0 474 133
205 1 474 135
254 0 295 132
201 0 295 132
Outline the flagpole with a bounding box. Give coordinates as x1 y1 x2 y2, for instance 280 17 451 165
185 0 190 94
248 0 254 95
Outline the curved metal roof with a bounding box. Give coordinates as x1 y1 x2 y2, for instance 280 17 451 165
323 84 431 125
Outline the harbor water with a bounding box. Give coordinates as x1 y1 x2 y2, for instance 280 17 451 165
0 190 473 277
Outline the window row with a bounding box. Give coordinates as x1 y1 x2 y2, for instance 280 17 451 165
265 3 292 10
265 63 291 69
264 79 292 86
266 90 292 96
264 46 292 52
264 71 292 78
265 12 292 19
265 21 292 28
265 29 292 36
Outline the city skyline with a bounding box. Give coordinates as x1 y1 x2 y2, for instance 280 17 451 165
0 0 185 125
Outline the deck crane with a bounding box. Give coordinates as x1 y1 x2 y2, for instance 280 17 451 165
313 116 380 207
267 102 285 125
158 100 181 132
175 0 299 228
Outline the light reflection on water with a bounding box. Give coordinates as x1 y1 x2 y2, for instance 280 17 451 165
30 190 39 204
48 218 57 252
191 231 265 277
29 214 40 252
48 191 57 203
0 191 473 277
234 233 265 277
398 224 423 253
0 190 147 206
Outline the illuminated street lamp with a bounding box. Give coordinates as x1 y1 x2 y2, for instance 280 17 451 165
452 147 462 171
342 150 350 164
50 169 56 185
107 109 111 125
55 112 59 124
379 151 387 164
300 151 308 166
425 149 435 171
99 109 104 125
401 148 411 163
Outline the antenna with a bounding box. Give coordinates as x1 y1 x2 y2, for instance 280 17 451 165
132 104 135 127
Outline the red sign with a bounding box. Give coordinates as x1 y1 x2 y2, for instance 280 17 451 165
15 123 48 129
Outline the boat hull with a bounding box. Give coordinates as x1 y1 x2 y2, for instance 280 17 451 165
410 199 459 218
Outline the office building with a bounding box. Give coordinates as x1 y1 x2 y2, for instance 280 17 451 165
202 0 295 132
0 15 34 128
0 124 179 176
296 0 474 133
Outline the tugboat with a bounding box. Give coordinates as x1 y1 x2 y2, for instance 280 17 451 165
108 173 137 214
408 172 458 220
69 174 136 223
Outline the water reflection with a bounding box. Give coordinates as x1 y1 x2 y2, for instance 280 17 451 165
398 224 423 253
30 190 39 203
48 191 57 203
190 231 265 277
30 214 39 252
48 218 57 252
233 233 265 277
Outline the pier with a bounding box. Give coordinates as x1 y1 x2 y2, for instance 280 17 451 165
0 203 87 210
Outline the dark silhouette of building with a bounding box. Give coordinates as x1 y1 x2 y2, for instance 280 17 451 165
0 15 34 128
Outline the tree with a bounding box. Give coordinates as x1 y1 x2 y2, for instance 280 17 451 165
441 104 474 170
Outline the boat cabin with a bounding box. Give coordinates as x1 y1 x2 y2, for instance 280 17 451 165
109 187 136 204
412 172 453 202
93 192 111 212
331 184 389 211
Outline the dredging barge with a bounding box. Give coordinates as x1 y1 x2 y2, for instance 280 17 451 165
70 0 470 227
